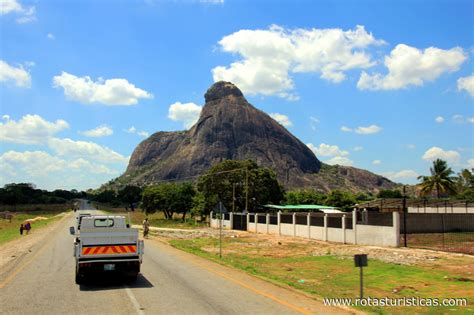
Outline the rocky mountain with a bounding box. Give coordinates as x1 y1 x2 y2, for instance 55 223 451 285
115 81 395 193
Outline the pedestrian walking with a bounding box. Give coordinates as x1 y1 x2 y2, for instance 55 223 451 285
25 222 31 234
142 218 150 238
20 223 24 235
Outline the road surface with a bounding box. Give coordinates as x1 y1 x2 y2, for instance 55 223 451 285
0 201 350 315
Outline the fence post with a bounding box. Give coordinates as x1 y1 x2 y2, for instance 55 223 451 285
255 213 258 233
246 212 250 231
293 212 296 236
342 215 346 244
323 214 328 241
353 209 357 244
210 211 214 228
266 213 270 234
307 212 311 239
393 211 400 247
230 212 234 230
278 211 281 235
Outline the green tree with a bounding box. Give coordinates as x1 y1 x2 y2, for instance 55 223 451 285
284 189 326 206
324 190 356 211
141 182 195 221
377 189 403 199
418 159 457 198
456 169 474 200
118 185 143 211
196 160 284 214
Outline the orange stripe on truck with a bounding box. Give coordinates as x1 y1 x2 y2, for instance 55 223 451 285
81 245 137 255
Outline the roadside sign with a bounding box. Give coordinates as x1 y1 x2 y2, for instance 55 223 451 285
354 254 368 299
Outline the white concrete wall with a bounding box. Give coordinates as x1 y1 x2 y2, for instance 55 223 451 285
327 228 345 243
210 218 231 230
295 225 307 238
268 224 279 234
280 223 293 236
309 226 324 240
211 211 400 247
356 225 397 246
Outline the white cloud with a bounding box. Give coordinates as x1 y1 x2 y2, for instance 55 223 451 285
52 71 153 106
213 25 384 99
270 113 293 127
358 44 466 90
353 146 363 152
80 125 113 137
422 146 460 164
355 124 382 135
0 114 69 144
0 60 31 87
341 126 352 132
382 170 419 181
307 143 349 157
0 150 119 190
457 74 474 97
125 126 149 138
168 102 202 128
310 116 319 131
200 0 224 3
47 138 128 164
0 0 36 23
468 159 474 169
452 114 474 124
47 33 55 40
435 116 444 123
325 156 354 166
372 160 381 165
407 144 416 149
2 115 10 121
137 130 149 137
307 143 353 166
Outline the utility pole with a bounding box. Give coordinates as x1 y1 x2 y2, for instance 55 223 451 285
403 185 407 247
245 168 249 213
232 183 236 213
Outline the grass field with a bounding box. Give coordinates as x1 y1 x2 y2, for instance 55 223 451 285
0 211 65 245
93 202 208 229
170 236 473 315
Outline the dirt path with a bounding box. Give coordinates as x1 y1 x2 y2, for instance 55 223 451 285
0 212 72 277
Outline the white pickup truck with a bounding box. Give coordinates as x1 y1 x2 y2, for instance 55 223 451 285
70 215 144 284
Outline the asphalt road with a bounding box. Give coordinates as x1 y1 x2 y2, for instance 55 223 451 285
0 201 349 315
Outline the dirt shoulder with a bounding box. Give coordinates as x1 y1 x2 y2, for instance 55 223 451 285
0 212 72 278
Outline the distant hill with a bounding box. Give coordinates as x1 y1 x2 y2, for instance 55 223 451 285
110 81 395 193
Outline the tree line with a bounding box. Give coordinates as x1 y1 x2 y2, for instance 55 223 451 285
2 158 472 218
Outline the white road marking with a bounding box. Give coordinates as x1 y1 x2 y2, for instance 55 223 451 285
125 286 145 315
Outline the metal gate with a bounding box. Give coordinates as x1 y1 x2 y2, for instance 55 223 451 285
232 213 247 231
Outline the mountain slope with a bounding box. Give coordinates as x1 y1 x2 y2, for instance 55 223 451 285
115 81 395 193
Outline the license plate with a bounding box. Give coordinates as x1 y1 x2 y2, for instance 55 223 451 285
104 264 115 271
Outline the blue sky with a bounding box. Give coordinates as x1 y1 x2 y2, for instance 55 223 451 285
1 0 473 191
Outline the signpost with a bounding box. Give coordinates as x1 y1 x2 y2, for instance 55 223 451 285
354 254 368 299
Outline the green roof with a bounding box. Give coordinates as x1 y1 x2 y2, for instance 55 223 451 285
264 204 338 210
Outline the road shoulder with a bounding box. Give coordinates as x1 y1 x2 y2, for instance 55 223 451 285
0 212 72 285
148 237 357 315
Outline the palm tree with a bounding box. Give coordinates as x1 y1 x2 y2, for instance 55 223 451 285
418 159 457 198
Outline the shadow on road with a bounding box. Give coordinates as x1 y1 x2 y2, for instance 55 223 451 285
79 274 153 291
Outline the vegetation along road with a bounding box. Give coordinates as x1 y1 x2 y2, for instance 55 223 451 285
0 201 350 315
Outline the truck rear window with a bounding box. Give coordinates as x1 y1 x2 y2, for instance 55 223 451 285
94 218 114 227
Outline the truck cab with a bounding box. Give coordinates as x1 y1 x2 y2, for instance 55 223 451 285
71 215 144 284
